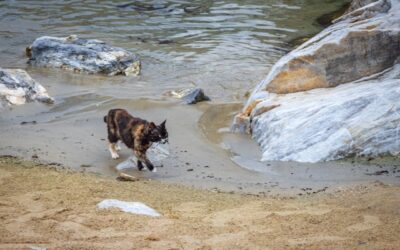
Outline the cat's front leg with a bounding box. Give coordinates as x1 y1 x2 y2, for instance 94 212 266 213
134 149 156 172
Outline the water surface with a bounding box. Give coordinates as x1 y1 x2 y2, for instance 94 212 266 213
0 0 348 101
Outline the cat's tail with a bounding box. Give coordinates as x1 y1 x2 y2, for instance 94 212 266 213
103 115 107 123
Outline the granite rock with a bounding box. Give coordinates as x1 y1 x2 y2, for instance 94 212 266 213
26 35 141 76
232 0 400 162
0 68 53 108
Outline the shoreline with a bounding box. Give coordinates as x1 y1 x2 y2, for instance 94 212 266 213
1 99 399 197
1 156 400 249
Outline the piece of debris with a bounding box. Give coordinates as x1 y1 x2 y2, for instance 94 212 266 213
116 172 138 182
26 35 141 76
145 235 161 241
80 164 92 168
366 170 389 176
20 121 37 125
165 87 210 104
48 162 62 166
97 199 161 217
158 39 174 44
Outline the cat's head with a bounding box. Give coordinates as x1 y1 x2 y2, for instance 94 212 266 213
147 120 168 144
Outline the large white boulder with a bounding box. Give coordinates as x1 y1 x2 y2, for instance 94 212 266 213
233 0 400 162
252 65 400 162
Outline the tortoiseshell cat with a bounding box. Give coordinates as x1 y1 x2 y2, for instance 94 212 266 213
104 109 168 172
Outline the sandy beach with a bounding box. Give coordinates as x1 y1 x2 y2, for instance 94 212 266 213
1 1 400 249
1 156 399 249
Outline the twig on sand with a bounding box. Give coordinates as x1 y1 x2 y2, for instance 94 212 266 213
116 173 138 182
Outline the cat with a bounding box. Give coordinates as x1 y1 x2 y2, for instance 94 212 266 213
104 108 168 172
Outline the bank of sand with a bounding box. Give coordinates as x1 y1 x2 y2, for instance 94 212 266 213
1 156 399 249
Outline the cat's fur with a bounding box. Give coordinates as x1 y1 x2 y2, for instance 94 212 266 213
104 108 168 172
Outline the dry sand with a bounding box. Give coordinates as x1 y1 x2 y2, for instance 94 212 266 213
1 156 399 249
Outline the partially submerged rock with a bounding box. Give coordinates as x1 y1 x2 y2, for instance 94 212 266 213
233 0 400 162
245 0 399 96
0 68 53 107
166 87 210 104
26 35 141 76
252 65 400 162
97 199 161 217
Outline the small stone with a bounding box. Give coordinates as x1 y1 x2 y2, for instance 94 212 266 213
165 87 210 104
20 121 37 125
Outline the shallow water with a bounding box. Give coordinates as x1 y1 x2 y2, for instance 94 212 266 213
0 0 348 101
3 0 395 195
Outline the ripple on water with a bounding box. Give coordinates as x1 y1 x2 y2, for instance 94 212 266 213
0 0 348 101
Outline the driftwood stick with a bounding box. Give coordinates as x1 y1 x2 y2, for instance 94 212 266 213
116 173 138 182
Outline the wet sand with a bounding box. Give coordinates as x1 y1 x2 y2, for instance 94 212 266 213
1 93 399 196
1 156 399 249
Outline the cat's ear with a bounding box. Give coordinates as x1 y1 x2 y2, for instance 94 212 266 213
160 120 166 128
149 122 156 129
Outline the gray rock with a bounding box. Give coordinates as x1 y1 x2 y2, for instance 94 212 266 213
26 35 141 76
166 88 210 104
241 0 399 96
251 65 400 162
233 0 400 162
0 68 53 108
